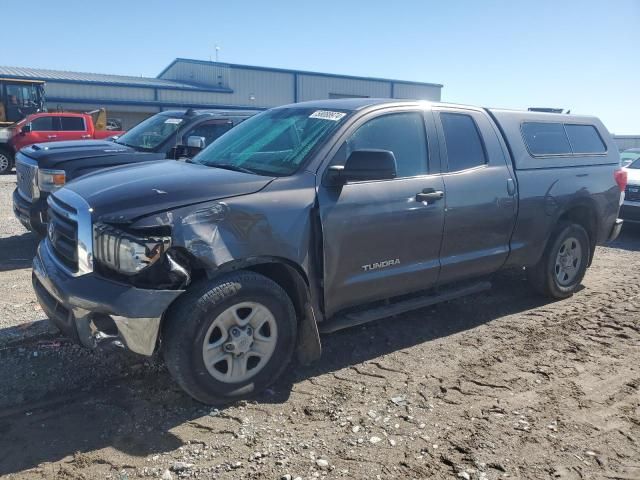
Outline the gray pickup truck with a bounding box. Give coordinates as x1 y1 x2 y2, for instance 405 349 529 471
32 99 625 404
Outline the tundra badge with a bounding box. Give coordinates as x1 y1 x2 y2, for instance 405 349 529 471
361 258 400 272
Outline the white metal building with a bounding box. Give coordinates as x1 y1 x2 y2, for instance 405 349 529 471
613 135 640 151
0 59 442 129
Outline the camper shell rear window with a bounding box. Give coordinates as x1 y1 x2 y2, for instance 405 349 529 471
521 122 606 157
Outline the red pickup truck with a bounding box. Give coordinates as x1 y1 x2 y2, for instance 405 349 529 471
0 112 124 174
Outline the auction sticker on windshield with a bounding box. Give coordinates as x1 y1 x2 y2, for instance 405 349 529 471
309 110 347 121
164 118 183 124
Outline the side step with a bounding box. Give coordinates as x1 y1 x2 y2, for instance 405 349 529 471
319 281 492 334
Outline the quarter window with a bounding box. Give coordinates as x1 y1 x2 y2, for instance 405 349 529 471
521 122 607 156
440 113 487 171
347 112 428 177
565 124 606 154
59 116 85 131
522 122 572 155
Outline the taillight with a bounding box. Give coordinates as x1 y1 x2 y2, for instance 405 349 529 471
614 169 627 192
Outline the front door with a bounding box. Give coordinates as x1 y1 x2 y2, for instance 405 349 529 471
14 115 60 150
434 108 517 284
318 108 445 317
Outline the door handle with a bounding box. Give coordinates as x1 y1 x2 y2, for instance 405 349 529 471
47 135 57 139
507 178 516 196
416 188 444 203
81 134 91 138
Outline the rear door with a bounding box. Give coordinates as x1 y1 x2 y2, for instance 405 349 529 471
434 107 517 284
318 107 445 317
56 116 89 142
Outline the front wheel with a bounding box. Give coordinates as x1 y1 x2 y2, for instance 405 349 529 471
162 271 297 405
0 148 13 174
527 222 590 299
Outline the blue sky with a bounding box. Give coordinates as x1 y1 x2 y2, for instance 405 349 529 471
2 0 638 133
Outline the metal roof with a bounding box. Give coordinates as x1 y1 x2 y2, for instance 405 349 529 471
159 58 444 88
0 65 228 92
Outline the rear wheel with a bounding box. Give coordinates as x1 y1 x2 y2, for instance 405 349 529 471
0 148 13 174
527 222 590 299
162 271 297 405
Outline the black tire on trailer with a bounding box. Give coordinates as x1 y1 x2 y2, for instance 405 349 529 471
527 222 590 299
162 270 297 405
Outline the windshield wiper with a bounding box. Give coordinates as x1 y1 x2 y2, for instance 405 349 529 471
211 163 257 175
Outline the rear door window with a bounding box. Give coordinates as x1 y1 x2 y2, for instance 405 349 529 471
521 122 572 155
59 116 86 131
440 113 487 171
564 124 606 154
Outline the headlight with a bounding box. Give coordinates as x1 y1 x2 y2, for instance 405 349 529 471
94 224 171 275
38 169 66 192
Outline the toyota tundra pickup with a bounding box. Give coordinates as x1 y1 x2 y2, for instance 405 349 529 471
32 99 626 404
13 109 256 235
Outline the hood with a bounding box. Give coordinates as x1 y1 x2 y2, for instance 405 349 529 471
19 140 163 169
625 167 640 186
64 160 275 221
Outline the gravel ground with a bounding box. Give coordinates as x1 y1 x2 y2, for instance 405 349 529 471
0 173 638 480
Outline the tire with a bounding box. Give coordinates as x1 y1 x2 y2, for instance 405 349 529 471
162 271 297 405
0 148 13 175
527 222 590 299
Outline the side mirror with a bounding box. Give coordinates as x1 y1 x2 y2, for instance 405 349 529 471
21 124 32 135
328 149 397 184
186 136 206 149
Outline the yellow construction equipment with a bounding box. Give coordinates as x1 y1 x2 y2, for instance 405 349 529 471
0 78 46 126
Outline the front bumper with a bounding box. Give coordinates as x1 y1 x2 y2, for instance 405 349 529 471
12 188 48 236
32 240 184 356
620 201 640 224
607 218 623 242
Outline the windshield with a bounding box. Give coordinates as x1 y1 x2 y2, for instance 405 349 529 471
628 158 640 169
191 107 350 176
3 83 44 122
115 114 183 151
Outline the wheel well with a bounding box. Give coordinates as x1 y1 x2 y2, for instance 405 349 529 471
558 205 597 262
245 262 309 319
0 144 13 156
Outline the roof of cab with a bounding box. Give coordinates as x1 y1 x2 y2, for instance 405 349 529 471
280 98 422 111
159 109 260 118
280 98 492 112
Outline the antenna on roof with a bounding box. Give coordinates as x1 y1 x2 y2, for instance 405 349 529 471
215 45 220 62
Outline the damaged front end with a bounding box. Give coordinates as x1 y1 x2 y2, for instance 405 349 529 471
32 189 194 356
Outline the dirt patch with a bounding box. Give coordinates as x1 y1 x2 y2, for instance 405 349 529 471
0 175 638 479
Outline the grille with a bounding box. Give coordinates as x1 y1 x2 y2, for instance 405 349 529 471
625 184 640 203
16 157 38 201
47 194 79 272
